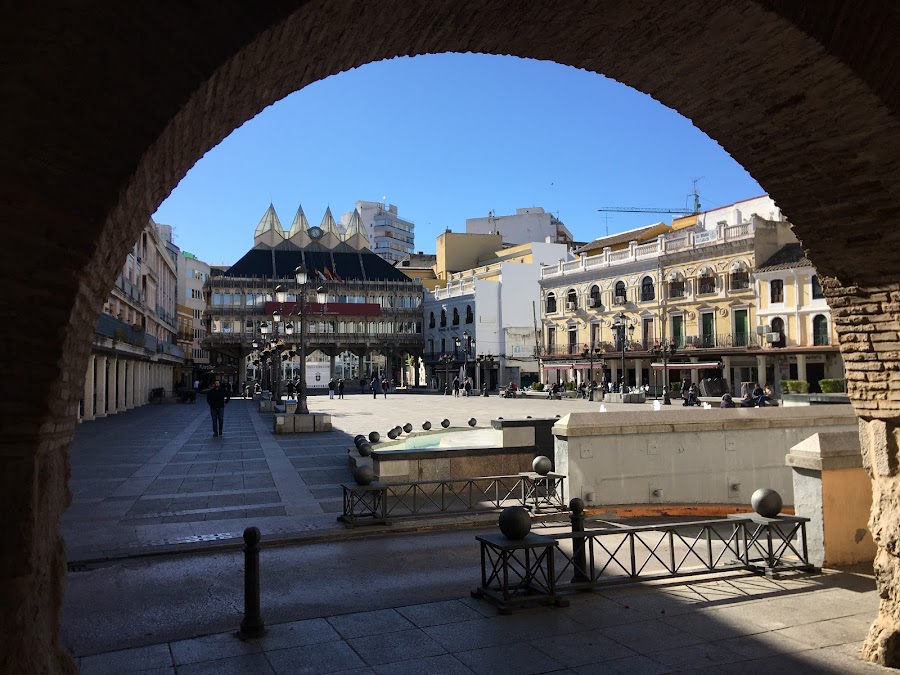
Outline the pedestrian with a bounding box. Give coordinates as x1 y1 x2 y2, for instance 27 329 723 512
338 378 345 399
360 377 366 394
286 380 295 398
453 376 460 397
681 379 690 402
328 377 335 400
381 378 388 398
371 375 379 399
207 379 229 437
464 378 471 397
193 378 200 394
683 383 699 407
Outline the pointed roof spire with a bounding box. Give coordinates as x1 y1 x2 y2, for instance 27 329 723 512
320 206 338 235
288 204 310 237
253 203 284 237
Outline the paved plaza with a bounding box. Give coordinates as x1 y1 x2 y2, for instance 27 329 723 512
62 392 892 673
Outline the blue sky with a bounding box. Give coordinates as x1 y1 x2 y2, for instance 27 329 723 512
153 53 762 265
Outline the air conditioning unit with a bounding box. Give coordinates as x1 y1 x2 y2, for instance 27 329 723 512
589 298 602 308
756 324 770 335
613 296 627 306
765 332 780 343
566 302 576 311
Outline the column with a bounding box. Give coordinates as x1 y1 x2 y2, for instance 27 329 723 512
722 355 733 395
796 353 808 386
95 355 107 418
329 353 336 379
633 359 643 390
610 361 618 388
756 354 767 386
124 361 133 409
413 356 421 387
117 358 127 411
689 357 699 384
106 357 118 415
81 355 95 422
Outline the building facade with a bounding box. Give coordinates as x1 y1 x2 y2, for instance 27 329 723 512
177 250 212 386
79 219 185 421
466 207 574 246
342 200 415 264
539 196 844 396
203 205 424 393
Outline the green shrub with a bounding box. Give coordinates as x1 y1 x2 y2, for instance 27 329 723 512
819 378 845 394
113 328 127 342
782 380 810 394
531 382 545 391
669 380 682 392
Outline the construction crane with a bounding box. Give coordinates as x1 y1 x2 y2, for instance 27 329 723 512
598 180 703 217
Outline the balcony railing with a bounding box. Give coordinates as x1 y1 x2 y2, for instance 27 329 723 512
813 331 830 346
682 333 758 349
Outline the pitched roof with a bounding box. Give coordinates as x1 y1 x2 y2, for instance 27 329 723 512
253 204 283 237
287 205 310 237
576 223 663 254
223 244 410 282
756 243 812 271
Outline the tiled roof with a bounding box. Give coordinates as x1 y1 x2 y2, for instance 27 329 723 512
223 244 410 282
576 224 662 254
756 243 812 271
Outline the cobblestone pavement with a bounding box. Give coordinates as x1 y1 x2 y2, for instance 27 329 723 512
64 390 619 561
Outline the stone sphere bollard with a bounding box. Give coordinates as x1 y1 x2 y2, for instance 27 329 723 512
533 456 552 476
353 465 375 486
422 421 432 430
354 434 366 446
368 431 380 443
751 488 783 518
357 442 373 457
468 418 477 427
498 506 532 540
441 419 450 428
387 427 399 440
569 497 585 514
403 423 413 433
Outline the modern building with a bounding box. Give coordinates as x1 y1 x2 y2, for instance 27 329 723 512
424 234 568 392
203 204 424 393
342 200 415 264
466 207 574 246
79 219 185 421
538 195 843 396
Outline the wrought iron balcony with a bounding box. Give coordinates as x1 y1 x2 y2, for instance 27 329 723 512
682 333 759 349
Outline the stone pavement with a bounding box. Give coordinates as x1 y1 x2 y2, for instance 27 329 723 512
64 391 623 562
74 566 887 674
65 392 893 673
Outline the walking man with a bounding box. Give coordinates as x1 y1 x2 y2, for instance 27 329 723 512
328 378 335 400
371 375 379 399
338 378 345 399
207 379 229 437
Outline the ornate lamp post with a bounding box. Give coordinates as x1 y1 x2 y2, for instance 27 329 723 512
438 352 453 394
581 342 603 400
651 339 677 405
612 312 636 392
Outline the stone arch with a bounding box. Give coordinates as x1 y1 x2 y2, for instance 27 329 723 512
5 2 900 670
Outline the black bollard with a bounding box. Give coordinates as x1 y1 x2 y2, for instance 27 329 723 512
569 498 589 584
238 527 266 639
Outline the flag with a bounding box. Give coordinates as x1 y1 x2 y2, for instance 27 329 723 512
322 266 333 280
316 268 327 281
332 268 343 282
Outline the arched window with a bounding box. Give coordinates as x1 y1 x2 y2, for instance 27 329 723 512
811 275 824 300
770 317 786 347
440 309 446 327
730 261 750 290
429 311 435 328
465 305 473 323
566 289 578 310
770 279 784 303
813 314 829 345
697 267 716 294
589 285 601 308
545 292 557 314
641 276 655 302
614 281 627 305
452 307 460 325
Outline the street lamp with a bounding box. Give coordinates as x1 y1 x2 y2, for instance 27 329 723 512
581 342 603 400
438 352 454 395
612 312 636 393
651 339 678 405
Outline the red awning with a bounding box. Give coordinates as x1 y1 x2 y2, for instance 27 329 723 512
543 363 603 370
650 362 722 370
263 301 381 317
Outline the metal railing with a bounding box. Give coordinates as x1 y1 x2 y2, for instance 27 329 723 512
339 474 566 525
683 333 759 349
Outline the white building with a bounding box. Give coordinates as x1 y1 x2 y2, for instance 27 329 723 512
177 250 212 383
341 200 415 264
424 240 569 391
466 207 574 246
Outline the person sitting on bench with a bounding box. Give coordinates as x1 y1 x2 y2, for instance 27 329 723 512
683 383 699 406
752 383 774 407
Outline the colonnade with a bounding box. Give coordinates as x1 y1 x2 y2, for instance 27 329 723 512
78 353 176 422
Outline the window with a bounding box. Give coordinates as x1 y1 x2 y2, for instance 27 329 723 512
465 305 473 323
452 307 459 325
669 280 685 298
771 317 786 347
614 281 626 302
589 285 602 308
671 315 684 348
440 309 446 327
730 271 750 290
429 312 435 328
568 327 578 354
813 314 829 345
812 275 824 300
545 293 557 314
771 279 784 303
640 277 655 302
566 289 578 310
547 326 556 352
697 272 716 295
428 339 434 356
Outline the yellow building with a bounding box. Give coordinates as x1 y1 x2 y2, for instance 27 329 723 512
395 252 440 292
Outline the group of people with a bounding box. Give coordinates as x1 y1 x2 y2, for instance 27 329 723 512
370 375 395 398
678 380 776 408
451 376 475 397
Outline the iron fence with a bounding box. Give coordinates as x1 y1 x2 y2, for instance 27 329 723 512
339 473 566 525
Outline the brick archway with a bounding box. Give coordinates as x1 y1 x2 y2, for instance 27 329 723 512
3 2 900 671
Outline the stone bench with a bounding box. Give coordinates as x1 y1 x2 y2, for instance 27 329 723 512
274 412 332 433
